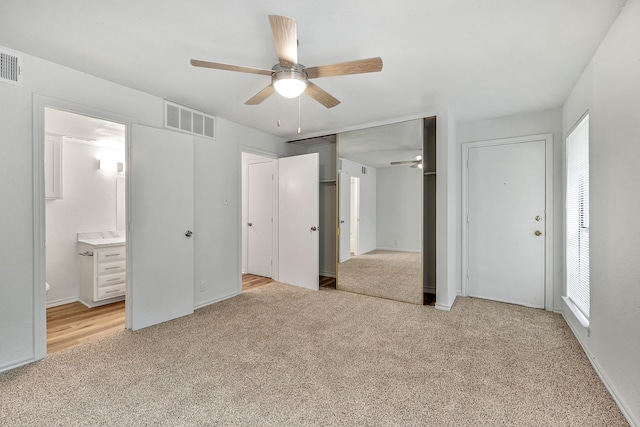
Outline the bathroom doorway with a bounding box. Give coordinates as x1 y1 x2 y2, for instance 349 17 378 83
44 107 127 353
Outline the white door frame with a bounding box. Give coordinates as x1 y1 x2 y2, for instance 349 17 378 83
32 95 138 360
461 133 554 310
239 147 279 289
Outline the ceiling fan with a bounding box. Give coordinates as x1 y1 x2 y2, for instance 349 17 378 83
390 155 423 168
190 15 383 108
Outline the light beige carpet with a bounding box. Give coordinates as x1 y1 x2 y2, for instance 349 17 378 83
0 283 628 426
338 250 423 304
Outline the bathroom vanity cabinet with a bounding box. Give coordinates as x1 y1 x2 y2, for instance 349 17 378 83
78 242 126 307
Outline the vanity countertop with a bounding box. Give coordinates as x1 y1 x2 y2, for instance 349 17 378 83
77 231 126 248
77 237 126 248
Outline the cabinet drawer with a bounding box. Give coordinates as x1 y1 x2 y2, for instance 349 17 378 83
98 247 126 263
98 272 126 288
97 283 125 300
98 261 126 276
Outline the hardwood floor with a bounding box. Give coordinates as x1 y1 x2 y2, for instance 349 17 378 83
242 274 336 291
47 274 339 353
47 301 125 354
242 274 275 291
320 275 336 288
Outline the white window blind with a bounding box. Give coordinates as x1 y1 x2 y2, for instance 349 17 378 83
566 114 590 319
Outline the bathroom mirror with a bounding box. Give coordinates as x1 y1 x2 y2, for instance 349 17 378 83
336 119 424 304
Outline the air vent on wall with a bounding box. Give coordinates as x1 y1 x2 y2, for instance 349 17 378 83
164 100 215 140
0 47 23 87
361 166 367 175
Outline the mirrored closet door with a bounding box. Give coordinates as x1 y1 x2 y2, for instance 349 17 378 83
336 118 434 304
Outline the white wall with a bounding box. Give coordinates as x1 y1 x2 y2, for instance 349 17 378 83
435 109 459 311
561 0 640 423
339 158 377 254
457 108 563 309
376 166 421 252
0 47 297 371
45 140 124 306
194 125 301 309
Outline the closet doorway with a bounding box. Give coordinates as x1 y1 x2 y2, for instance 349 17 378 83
43 107 127 353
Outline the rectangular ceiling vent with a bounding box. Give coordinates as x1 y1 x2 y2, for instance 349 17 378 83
0 48 23 87
164 100 215 140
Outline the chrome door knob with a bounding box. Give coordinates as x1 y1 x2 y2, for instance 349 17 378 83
185 230 193 237
310 226 319 231
248 222 253 227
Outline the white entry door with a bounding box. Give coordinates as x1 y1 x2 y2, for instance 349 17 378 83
466 138 548 308
129 124 194 330
279 153 319 290
247 160 274 277
338 171 351 263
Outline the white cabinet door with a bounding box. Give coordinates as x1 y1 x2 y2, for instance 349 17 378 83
278 153 319 290
129 124 194 330
44 134 62 199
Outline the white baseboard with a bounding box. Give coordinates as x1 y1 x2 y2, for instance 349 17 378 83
376 247 421 253
79 296 124 309
435 294 458 312
0 356 35 373
194 291 239 310
561 310 639 427
46 296 78 308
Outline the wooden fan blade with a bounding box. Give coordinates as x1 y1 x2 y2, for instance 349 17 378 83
305 82 340 108
305 57 383 79
190 59 273 76
268 15 298 67
245 85 276 105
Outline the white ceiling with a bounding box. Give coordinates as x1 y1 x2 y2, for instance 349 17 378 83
0 1 625 139
45 108 125 150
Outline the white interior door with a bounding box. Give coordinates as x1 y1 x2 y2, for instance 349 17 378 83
129 124 194 330
338 171 351 263
279 153 319 290
467 139 546 308
247 161 274 277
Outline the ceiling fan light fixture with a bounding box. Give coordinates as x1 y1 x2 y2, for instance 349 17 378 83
274 78 307 98
272 64 308 98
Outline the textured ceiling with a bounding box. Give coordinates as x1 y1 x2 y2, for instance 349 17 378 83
0 0 625 139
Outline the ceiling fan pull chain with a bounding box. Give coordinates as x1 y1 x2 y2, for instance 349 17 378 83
297 96 302 134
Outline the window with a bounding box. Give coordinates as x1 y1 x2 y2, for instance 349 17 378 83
566 114 590 321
